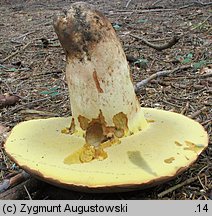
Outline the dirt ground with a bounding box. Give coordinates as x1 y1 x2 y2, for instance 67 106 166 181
0 0 211 199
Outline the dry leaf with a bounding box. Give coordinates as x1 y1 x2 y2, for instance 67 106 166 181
0 94 20 108
199 67 212 75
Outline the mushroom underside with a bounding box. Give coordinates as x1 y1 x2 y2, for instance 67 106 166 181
5 108 208 192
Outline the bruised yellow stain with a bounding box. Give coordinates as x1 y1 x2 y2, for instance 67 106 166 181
94 147 108 161
64 148 82 164
61 118 76 135
63 110 129 164
175 141 183 146
100 137 121 148
64 144 108 164
146 119 155 123
61 128 70 134
78 115 90 130
64 136 120 165
93 70 103 93
113 112 128 137
79 144 96 163
183 140 204 153
164 157 175 164
114 128 124 138
185 156 190 161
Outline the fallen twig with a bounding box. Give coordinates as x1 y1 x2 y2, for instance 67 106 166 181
134 65 191 93
116 8 177 13
130 34 180 51
201 119 212 126
0 171 30 193
180 1 212 9
151 0 163 6
20 109 59 119
130 15 211 52
0 178 42 200
158 174 204 198
1 42 32 63
24 185 33 200
181 101 190 115
125 0 133 8
188 107 207 119
163 100 182 108
110 8 177 15
11 31 36 44
190 15 211 31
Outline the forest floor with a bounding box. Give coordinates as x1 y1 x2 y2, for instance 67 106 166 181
0 0 211 199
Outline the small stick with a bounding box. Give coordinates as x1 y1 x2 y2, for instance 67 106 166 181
148 37 171 42
180 14 212 36
131 15 210 52
1 42 32 63
158 174 204 198
130 34 180 51
163 100 182 108
201 119 211 125
110 8 176 15
151 0 162 6
116 8 177 13
180 1 212 9
198 176 207 191
0 178 42 200
188 107 207 119
181 101 190 115
125 0 133 8
0 171 30 193
24 185 32 200
11 31 36 43
134 65 191 92
200 72 212 78
190 15 211 31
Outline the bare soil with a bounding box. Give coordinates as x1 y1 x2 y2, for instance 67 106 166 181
0 0 211 199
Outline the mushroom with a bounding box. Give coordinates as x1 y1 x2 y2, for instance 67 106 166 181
5 2 208 192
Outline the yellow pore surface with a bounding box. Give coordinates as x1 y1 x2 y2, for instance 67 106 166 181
5 108 208 189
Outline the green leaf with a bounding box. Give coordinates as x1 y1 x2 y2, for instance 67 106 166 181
8 68 18 72
40 86 59 96
49 92 60 97
134 58 148 68
136 18 148 23
193 60 207 70
0 65 7 69
49 86 59 91
187 53 193 59
182 53 193 64
40 91 51 95
182 58 191 64
113 24 121 30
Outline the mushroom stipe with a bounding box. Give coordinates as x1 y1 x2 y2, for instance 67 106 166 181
5 2 208 192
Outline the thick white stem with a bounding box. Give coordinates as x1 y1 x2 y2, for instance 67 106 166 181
54 2 148 136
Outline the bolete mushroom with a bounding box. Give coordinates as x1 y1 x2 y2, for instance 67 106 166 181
5 2 208 192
